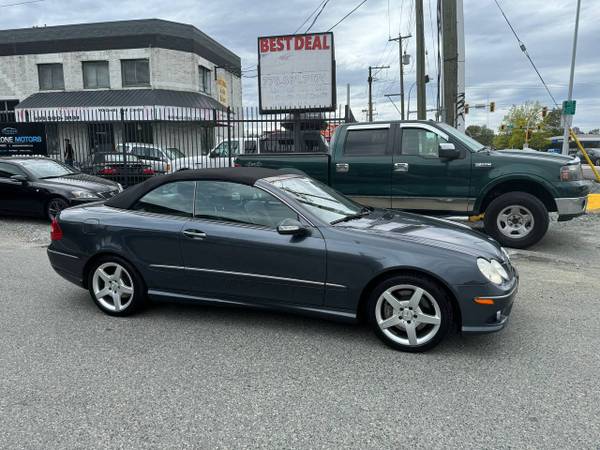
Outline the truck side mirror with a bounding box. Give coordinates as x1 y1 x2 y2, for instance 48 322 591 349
438 143 460 159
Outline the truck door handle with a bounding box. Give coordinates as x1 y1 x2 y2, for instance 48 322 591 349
182 229 207 239
393 162 409 172
336 163 350 173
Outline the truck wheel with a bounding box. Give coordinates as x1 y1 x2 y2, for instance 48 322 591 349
483 192 549 249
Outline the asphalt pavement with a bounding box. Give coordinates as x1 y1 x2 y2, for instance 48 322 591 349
1 214 599 449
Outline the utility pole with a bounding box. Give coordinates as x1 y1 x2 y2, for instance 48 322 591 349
368 65 389 122
441 0 457 127
561 0 582 156
415 0 426 119
389 34 411 120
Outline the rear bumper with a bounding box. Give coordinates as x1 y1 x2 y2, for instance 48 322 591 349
47 248 85 287
556 195 588 219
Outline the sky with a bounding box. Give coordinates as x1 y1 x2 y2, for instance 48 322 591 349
1 0 598 131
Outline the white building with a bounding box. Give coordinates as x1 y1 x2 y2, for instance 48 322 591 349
0 19 242 158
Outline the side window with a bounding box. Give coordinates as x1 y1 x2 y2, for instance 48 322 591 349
401 128 447 157
132 181 195 217
244 141 257 154
343 128 389 156
0 163 25 178
194 181 298 228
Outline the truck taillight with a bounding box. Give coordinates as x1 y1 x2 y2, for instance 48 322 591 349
50 218 63 241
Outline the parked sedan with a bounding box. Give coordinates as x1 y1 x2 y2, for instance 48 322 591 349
80 152 155 186
47 168 518 352
0 156 122 220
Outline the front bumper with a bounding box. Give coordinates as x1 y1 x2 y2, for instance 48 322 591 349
556 196 588 220
459 270 519 334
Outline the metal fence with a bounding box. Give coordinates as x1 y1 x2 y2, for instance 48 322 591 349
13 105 354 186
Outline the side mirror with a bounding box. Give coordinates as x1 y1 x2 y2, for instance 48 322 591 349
10 174 28 183
277 218 308 236
438 142 460 159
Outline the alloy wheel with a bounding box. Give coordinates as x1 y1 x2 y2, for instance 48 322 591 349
496 205 535 239
92 262 134 313
375 284 442 347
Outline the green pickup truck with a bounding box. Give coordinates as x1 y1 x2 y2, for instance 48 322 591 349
235 121 590 248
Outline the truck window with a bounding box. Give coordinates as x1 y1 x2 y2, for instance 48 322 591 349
343 129 389 156
402 128 447 157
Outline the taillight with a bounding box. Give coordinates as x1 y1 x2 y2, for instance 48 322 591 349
143 167 154 175
50 218 63 241
98 166 117 175
234 163 241 167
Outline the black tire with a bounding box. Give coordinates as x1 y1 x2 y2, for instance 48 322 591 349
46 197 69 221
366 274 453 353
483 192 549 249
86 255 147 316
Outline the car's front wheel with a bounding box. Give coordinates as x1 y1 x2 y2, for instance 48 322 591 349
367 275 452 352
483 192 549 249
87 256 146 316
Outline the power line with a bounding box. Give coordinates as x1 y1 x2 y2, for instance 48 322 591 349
294 0 327 34
0 0 44 7
306 0 331 33
327 0 368 31
492 0 559 107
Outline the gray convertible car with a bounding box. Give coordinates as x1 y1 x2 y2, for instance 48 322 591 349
47 168 518 352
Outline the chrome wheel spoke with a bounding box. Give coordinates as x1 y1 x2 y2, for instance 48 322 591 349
379 315 401 329
98 269 111 283
119 284 133 295
95 287 110 298
415 309 441 325
405 322 418 346
408 288 424 309
113 265 122 281
382 290 402 309
112 292 122 311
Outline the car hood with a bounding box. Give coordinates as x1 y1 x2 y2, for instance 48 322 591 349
334 209 504 259
494 149 577 165
40 173 119 192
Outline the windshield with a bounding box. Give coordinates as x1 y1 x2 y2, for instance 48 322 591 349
212 141 240 157
267 176 364 224
19 159 78 179
165 147 185 159
437 122 485 151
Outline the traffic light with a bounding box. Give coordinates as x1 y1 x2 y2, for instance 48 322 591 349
465 103 469 114
525 129 533 141
500 124 507 132
490 101 496 113
542 106 548 118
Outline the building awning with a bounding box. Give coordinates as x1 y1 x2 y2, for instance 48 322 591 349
15 89 227 123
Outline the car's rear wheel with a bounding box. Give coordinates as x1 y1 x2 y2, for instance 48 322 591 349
483 192 549 249
367 275 452 352
46 197 69 220
87 256 146 316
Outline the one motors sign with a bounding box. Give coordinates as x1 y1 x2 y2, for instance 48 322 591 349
0 122 47 156
258 32 336 113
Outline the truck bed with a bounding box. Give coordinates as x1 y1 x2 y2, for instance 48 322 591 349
235 152 331 184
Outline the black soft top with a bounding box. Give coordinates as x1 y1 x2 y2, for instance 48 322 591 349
105 167 294 209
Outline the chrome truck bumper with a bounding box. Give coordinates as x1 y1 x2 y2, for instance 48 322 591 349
556 196 588 221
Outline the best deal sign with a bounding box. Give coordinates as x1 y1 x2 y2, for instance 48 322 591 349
258 32 336 112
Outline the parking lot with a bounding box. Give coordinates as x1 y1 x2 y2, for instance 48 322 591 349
1 213 599 448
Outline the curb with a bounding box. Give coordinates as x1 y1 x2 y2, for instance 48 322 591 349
587 194 600 212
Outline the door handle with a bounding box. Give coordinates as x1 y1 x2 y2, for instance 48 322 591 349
182 229 207 239
336 163 349 173
393 162 409 172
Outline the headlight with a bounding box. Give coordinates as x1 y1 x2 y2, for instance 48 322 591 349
117 183 123 192
477 258 510 285
560 163 582 181
71 190 99 199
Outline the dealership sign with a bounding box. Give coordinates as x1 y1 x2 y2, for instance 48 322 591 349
14 106 223 123
258 32 336 113
0 122 47 156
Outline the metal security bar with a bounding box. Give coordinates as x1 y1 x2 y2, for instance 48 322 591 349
13 105 353 187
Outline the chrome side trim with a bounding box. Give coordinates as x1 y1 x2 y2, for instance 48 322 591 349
555 196 588 216
326 282 347 289
390 196 476 212
147 289 357 320
47 249 79 259
149 264 323 287
346 123 391 130
398 123 449 141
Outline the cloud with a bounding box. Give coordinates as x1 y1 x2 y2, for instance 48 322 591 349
0 0 596 130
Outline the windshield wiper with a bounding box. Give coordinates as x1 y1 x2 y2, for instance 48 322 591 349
330 207 372 225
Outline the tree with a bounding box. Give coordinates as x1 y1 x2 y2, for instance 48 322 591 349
494 101 555 150
465 125 495 146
